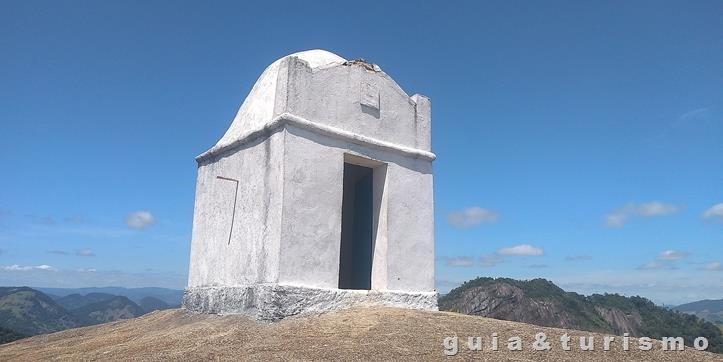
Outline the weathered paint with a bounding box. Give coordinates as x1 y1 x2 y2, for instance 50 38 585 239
184 50 436 320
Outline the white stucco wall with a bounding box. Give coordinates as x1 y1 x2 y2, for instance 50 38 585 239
281 57 427 151
187 131 284 288
277 127 434 292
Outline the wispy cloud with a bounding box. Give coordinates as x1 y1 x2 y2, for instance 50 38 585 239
447 257 474 267
59 226 134 238
25 215 57 225
679 107 712 123
703 261 722 271
528 264 548 269
63 215 87 224
637 250 689 270
9 212 135 240
636 261 676 270
447 207 499 228
479 244 545 267
22 214 89 226
0 267 186 289
498 244 544 256
646 106 718 146
555 269 723 306
47 250 69 255
702 203 723 223
2 264 57 272
125 211 155 230
478 253 503 267
437 256 474 267
76 248 95 257
604 201 680 227
565 255 593 262
656 250 689 261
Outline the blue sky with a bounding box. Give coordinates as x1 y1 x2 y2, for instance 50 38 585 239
1 1 721 305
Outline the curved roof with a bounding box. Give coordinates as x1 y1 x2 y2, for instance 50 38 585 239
285 49 346 69
211 50 347 153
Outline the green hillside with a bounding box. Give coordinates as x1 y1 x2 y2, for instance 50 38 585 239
0 326 26 344
0 287 79 335
0 287 161 344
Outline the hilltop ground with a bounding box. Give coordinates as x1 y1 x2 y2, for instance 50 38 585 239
0 307 721 361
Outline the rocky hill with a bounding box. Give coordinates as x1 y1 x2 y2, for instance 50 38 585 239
675 299 723 324
0 307 721 361
439 277 723 353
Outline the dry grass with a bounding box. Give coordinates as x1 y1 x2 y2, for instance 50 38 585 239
0 307 721 361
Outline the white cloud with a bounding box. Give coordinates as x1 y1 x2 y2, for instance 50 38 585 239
480 253 504 267
656 250 689 261
125 211 155 230
2 264 57 272
447 207 499 228
703 262 722 271
76 268 97 273
35 264 57 271
2 265 33 271
478 244 545 267
497 244 544 256
604 202 680 227
439 256 474 267
636 250 689 270
637 202 679 216
76 248 95 257
702 203 723 223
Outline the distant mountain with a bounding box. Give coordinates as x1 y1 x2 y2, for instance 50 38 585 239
71 296 145 326
439 277 723 353
56 293 116 311
138 296 171 313
0 287 79 335
675 299 723 324
37 287 183 306
0 287 168 344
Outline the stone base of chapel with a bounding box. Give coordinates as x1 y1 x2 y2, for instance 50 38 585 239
182 284 438 321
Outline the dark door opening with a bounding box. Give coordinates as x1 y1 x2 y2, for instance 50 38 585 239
339 163 373 290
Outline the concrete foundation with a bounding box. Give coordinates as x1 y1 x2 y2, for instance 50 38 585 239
184 285 437 321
